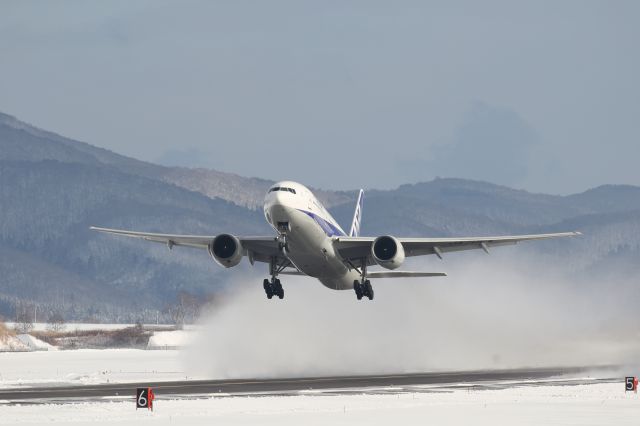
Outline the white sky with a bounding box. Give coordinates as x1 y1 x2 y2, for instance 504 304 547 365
1 1 638 193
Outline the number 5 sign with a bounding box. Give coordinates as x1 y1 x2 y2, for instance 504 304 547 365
625 377 638 392
136 387 156 410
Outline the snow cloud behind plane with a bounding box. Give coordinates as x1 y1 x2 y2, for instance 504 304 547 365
184 253 640 379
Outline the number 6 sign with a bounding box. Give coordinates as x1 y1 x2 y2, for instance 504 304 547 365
136 387 155 410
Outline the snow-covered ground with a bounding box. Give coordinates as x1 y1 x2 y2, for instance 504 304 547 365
0 333 54 352
0 331 195 387
0 382 638 425
0 349 193 387
1 324 195 353
15 334 56 351
147 330 193 349
0 335 29 352
4 323 193 332
1 346 637 424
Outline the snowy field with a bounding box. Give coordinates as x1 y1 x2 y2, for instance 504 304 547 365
1 346 638 424
1 382 639 425
0 349 192 387
3 323 195 332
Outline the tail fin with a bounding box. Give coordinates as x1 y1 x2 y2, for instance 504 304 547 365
349 189 364 237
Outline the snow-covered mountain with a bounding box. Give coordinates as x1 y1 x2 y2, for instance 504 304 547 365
0 112 638 321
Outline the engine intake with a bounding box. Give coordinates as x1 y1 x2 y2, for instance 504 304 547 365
371 236 405 270
209 234 243 268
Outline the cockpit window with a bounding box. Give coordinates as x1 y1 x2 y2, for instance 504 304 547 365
269 187 296 194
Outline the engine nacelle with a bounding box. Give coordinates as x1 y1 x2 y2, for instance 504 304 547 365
371 236 405 270
208 234 243 268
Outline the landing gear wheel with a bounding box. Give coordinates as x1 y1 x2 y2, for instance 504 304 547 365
364 280 374 300
263 278 274 299
354 258 373 301
355 279 373 301
274 278 284 299
354 280 363 300
264 278 284 300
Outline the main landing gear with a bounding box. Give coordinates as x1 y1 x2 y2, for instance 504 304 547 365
263 278 284 299
354 279 374 300
352 258 374 301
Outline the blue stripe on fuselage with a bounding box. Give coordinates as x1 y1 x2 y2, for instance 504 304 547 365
297 209 346 237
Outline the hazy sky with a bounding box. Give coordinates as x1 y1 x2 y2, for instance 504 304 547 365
1 1 638 193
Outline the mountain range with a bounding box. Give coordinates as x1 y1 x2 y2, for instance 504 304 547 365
0 111 638 322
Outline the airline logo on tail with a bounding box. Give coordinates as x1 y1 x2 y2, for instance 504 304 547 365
349 189 364 237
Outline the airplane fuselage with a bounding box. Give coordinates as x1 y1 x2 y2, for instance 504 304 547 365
264 181 360 290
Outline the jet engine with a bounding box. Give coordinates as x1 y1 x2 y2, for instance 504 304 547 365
208 234 243 268
371 236 405 270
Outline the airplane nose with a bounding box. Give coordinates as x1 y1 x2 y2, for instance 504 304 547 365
265 191 283 217
266 188 294 221
269 190 287 206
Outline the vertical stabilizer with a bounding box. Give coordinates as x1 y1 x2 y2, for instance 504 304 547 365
349 189 364 237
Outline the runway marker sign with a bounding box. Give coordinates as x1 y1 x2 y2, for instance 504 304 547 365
625 377 638 393
136 387 155 410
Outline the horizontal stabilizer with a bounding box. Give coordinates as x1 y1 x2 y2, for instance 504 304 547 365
278 270 307 276
278 270 446 278
366 271 447 278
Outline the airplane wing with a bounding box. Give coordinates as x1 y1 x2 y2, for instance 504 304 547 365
90 226 281 261
333 232 581 262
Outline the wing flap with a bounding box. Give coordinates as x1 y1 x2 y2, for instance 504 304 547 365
242 237 283 261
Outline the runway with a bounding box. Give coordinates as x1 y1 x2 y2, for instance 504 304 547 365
0 366 613 403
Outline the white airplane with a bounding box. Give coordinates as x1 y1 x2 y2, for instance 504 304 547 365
91 181 580 301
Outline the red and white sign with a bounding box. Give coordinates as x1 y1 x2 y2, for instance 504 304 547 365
136 387 156 410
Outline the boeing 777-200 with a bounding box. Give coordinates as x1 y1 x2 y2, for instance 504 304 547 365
91 181 580 301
